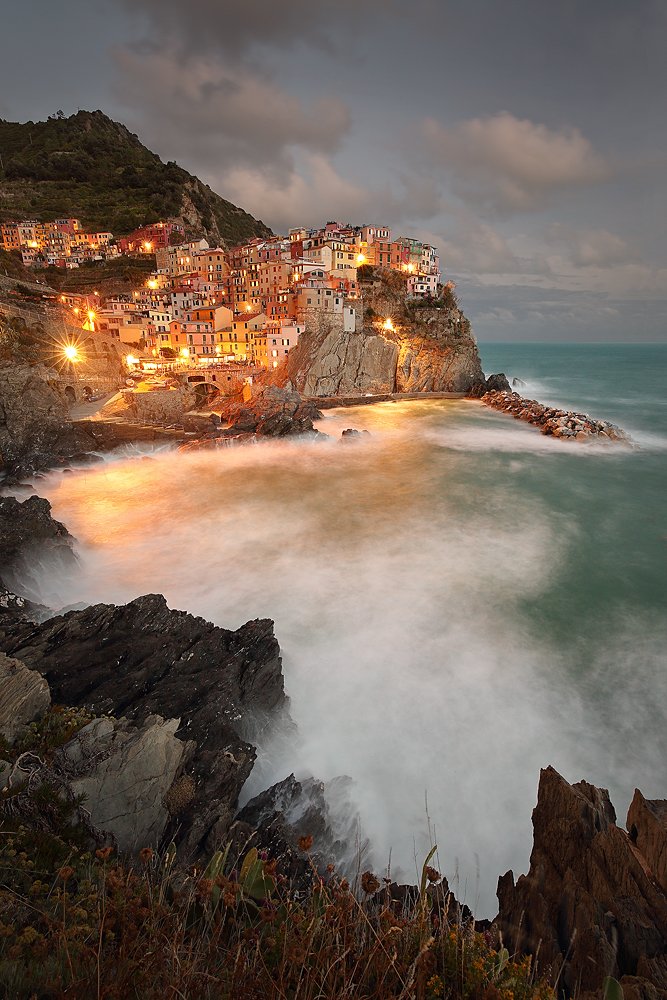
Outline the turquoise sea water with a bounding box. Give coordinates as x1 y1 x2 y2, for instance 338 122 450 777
15 342 667 915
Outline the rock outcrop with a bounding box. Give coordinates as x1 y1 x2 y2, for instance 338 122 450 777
0 362 99 479
179 386 324 451
286 269 484 396
479 389 631 442
0 594 289 860
0 494 77 609
467 373 511 397
0 650 50 743
496 766 667 996
65 715 187 854
286 329 399 397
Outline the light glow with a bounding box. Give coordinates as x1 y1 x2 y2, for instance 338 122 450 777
63 346 78 362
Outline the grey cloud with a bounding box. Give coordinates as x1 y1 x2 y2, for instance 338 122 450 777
420 112 613 214
545 223 642 268
112 48 351 182
109 0 370 59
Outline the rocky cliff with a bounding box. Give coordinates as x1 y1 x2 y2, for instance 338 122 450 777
286 269 484 396
497 766 667 997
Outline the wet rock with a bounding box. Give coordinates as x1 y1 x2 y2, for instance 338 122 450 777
0 594 289 860
496 766 667 995
0 650 50 742
512 377 527 387
339 428 371 442
478 389 631 443
237 772 368 888
0 495 77 607
217 386 323 437
467 373 512 398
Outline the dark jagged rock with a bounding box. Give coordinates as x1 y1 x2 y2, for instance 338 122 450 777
235 772 367 894
513 377 527 387
496 766 667 997
0 594 289 860
467 373 511 398
0 494 77 609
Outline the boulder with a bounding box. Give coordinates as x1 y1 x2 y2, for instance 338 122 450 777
64 715 186 854
0 650 50 742
496 766 667 996
467 373 512 398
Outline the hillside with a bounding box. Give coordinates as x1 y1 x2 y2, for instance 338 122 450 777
0 110 273 246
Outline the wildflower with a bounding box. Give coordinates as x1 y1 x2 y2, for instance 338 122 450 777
327 863 335 873
298 834 313 852
139 847 153 864
426 866 441 883
96 846 113 861
361 871 381 895
59 866 73 881
260 850 268 860
265 937 277 948
263 858 277 876
197 878 214 898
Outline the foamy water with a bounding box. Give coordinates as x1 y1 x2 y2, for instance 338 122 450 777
8 347 666 917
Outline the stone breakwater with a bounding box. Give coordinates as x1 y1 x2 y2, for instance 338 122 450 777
480 389 632 443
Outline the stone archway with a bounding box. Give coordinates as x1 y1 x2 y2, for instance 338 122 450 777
64 385 76 405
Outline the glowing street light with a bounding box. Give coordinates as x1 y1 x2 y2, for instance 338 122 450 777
148 280 157 289
181 348 189 358
126 355 137 366
357 254 366 264
63 345 79 362
144 242 152 251
384 318 393 331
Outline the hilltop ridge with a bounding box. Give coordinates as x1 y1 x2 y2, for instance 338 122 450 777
0 109 273 246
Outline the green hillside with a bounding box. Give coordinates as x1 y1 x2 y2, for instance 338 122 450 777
0 110 273 246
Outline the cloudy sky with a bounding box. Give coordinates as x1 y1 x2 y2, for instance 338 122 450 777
2 0 666 341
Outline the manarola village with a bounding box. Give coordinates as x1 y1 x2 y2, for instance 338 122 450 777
0 4 665 999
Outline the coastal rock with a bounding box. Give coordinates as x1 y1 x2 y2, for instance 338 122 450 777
467 373 512 398
217 385 323 437
64 715 187 854
0 594 288 858
286 329 398 397
0 362 99 478
627 790 667 895
236 773 367 891
396 339 483 393
0 494 77 605
478 389 631 443
513 377 527 387
496 766 667 995
0 650 50 742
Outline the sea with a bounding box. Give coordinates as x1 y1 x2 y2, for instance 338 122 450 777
10 342 667 916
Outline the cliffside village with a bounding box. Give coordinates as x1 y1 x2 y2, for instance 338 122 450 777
2 218 441 371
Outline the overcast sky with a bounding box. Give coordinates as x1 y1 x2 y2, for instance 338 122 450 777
1 0 666 341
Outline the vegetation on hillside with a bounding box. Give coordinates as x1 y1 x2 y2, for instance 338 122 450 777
0 707 556 999
0 110 273 245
